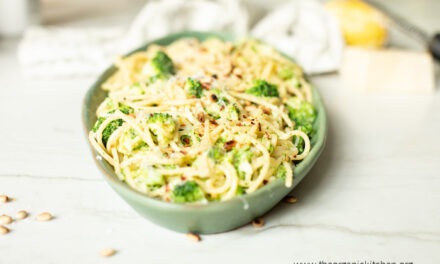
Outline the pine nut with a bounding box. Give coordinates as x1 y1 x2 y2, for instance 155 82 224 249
252 218 265 228
0 195 9 203
100 248 116 257
0 225 9 235
284 196 297 204
16 210 28 220
0 215 13 225
36 212 53 222
186 232 201 242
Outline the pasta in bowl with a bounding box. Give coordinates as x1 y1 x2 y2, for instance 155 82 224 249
83 32 326 233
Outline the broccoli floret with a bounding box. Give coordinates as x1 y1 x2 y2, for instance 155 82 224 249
92 103 134 146
151 51 174 76
132 167 165 188
101 119 124 146
185 78 203 98
286 98 317 153
286 98 316 128
143 51 175 81
171 181 205 203
232 147 253 179
236 186 245 196
245 79 279 97
119 104 134 115
146 113 177 147
97 98 134 115
224 104 240 121
208 145 225 163
147 113 173 123
92 117 105 133
92 116 124 146
274 164 287 179
117 128 146 154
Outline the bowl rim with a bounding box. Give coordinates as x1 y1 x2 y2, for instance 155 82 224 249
82 31 327 210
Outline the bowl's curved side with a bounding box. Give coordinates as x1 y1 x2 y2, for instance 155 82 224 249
82 31 327 234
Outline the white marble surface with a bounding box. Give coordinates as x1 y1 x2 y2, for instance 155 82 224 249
1 1 440 263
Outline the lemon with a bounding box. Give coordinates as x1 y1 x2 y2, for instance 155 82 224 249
326 0 388 48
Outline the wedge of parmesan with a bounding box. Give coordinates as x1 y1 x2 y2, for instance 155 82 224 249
340 48 435 93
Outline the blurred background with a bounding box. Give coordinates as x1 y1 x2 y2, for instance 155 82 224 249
0 0 438 91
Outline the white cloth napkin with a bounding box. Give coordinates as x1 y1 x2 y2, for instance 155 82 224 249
251 0 344 74
123 0 250 51
17 0 343 78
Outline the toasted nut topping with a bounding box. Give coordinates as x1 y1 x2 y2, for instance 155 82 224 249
196 112 205 122
252 218 265 228
0 195 9 203
0 215 13 225
284 196 297 204
262 107 272 115
0 225 9 235
210 94 218 102
186 232 201 242
16 210 29 220
100 248 117 257
36 212 53 222
223 140 237 152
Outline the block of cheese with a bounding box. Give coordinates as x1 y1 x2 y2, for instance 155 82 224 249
340 47 435 92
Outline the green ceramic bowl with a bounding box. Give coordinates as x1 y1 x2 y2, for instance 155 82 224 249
82 31 327 234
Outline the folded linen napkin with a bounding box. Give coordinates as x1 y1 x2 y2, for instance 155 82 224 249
251 0 344 74
17 0 343 78
123 0 250 51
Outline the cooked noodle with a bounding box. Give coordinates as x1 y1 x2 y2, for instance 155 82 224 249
89 38 316 203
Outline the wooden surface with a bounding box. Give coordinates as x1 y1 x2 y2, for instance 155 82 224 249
1 0 440 263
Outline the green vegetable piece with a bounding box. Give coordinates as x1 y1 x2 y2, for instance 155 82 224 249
131 167 165 188
92 117 124 146
286 98 317 154
92 117 106 132
236 186 245 196
102 119 124 146
118 103 134 115
144 171 165 187
147 113 173 124
185 78 203 98
146 113 177 146
208 145 225 163
245 79 279 97
286 98 316 130
118 129 146 154
274 164 287 179
171 181 204 203
232 148 253 179
151 51 174 78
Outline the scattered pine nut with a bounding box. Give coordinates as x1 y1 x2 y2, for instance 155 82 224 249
100 248 117 257
16 210 29 220
252 218 265 228
284 196 297 204
0 225 9 235
36 212 53 222
0 215 13 225
0 195 9 203
186 232 201 242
